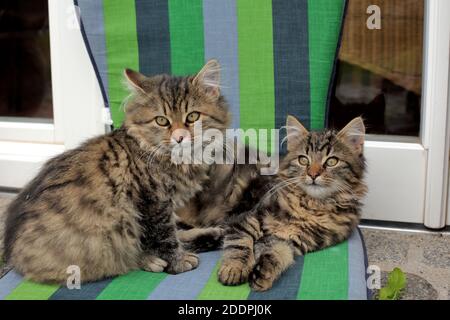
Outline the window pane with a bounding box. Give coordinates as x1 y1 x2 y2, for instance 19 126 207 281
328 0 424 137
0 0 53 120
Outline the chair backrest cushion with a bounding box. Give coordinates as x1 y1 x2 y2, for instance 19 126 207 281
75 0 346 149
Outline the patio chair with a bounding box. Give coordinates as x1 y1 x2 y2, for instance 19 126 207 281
0 0 370 300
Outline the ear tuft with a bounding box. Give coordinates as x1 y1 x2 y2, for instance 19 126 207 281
193 59 221 98
285 115 308 152
337 117 365 154
124 69 147 93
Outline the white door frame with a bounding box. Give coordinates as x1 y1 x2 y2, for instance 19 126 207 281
356 0 450 228
48 0 106 149
446 68 450 227
421 0 450 228
0 0 105 189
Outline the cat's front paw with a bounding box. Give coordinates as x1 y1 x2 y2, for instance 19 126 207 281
249 257 276 291
218 261 250 286
140 255 168 273
165 251 199 274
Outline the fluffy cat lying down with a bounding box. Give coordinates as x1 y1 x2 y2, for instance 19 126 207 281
216 116 367 291
176 114 367 291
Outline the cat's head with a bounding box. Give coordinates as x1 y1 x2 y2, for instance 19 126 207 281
123 60 231 157
281 116 366 199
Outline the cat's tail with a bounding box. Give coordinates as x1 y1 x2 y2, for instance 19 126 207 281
178 227 224 253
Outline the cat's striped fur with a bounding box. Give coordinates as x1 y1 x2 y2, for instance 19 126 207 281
3 60 231 284
218 116 367 291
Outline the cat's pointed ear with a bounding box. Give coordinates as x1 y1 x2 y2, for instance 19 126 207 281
124 69 147 93
286 115 308 152
193 59 221 98
337 117 365 154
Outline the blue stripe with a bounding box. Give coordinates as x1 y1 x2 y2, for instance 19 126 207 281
203 0 240 128
248 255 304 300
135 0 171 75
348 229 367 300
0 271 23 300
358 227 372 300
76 0 109 107
147 251 221 300
49 278 112 300
272 0 311 151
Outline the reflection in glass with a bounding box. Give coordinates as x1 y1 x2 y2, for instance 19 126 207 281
328 0 423 137
0 0 53 120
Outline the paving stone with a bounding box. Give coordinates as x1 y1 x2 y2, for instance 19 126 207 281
363 228 450 300
361 229 409 264
421 234 450 269
375 271 438 300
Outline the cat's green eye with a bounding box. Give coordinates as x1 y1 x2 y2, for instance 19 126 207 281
186 111 200 124
155 116 170 127
325 157 339 167
298 156 309 166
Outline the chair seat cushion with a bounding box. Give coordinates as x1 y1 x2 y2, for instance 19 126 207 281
0 229 368 300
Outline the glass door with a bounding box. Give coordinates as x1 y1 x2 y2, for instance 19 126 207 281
0 0 54 142
0 0 105 189
328 0 450 228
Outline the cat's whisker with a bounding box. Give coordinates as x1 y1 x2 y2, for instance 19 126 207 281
255 180 301 209
269 178 301 197
332 181 356 197
137 143 163 163
256 177 301 208
145 144 167 168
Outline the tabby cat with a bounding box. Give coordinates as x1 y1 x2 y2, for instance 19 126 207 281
3 60 230 284
218 116 367 291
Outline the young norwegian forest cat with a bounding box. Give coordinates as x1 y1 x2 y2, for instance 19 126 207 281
3 60 230 284
218 116 367 291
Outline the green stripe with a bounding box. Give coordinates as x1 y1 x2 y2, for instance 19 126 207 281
237 0 275 153
168 0 205 75
103 0 140 126
308 0 345 130
197 261 251 300
96 271 167 300
5 281 59 300
297 241 349 300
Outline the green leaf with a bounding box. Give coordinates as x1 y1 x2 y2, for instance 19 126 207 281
387 268 407 291
377 267 407 300
379 287 395 300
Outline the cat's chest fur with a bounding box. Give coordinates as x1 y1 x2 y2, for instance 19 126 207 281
150 162 209 209
261 188 360 242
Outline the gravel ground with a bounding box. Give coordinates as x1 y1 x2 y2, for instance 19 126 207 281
361 228 450 300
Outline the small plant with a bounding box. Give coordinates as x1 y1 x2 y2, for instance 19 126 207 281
378 267 407 300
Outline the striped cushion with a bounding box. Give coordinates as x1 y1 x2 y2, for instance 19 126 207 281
0 230 368 300
75 0 346 140
31 0 371 300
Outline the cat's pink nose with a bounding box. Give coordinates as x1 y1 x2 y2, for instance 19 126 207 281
308 163 322 180
309 172 320 180
171 128 190 144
